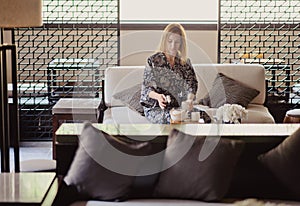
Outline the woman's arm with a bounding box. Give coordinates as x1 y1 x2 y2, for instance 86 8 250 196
140 61 162 108
184 59 198 97
141 54 171 109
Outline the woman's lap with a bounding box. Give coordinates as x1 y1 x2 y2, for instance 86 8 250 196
144 107 171 124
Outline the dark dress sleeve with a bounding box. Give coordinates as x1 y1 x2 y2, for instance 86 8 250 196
184 58 198 96
140 60 157 108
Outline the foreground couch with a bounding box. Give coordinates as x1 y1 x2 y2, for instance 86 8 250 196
100 64 275 124
54 123 300 206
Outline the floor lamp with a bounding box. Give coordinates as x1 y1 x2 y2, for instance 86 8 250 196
0 0 43 173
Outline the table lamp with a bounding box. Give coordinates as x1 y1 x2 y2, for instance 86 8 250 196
0 0 43 172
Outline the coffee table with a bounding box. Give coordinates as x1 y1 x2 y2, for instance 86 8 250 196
0 172 57 205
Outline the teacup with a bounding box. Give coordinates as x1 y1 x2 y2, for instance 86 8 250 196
170 109 187 122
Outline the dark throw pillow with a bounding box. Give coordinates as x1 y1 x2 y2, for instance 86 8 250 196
199 73 260 108
113 83 144 116
258 127 300 197
63 122 154 201
154 129 244 201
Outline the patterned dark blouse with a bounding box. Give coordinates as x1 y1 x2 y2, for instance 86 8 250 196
140 52 198 124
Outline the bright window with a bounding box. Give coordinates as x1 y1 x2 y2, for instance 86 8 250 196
120 0 218 23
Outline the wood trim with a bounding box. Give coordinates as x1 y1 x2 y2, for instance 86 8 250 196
120 23 218 30
40 23 218 30
220 23 300 29
40 23 299 31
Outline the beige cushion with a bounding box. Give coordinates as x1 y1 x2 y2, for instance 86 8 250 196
193 64 265 105
243 104 275 123
103 104 274 124
104 66 144 107
103 107 150 124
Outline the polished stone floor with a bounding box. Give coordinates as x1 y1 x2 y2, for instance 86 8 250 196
1 141 52 172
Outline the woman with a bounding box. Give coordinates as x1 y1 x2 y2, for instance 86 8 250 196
140 23 198 124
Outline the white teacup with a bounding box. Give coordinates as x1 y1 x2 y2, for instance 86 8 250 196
170 109 187 122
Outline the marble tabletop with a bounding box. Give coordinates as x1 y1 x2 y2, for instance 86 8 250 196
0 172 57 205
55 123 300 143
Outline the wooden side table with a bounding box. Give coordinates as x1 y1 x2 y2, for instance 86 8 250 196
0 172 57 205
52 98 101 159
283 109 300 123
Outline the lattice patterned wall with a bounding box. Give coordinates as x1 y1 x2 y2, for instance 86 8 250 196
220 0 300 105
15 0 119 140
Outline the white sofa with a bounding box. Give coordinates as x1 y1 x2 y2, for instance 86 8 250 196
101 64 275 124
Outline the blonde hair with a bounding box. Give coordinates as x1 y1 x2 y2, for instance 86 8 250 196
158 23 188 64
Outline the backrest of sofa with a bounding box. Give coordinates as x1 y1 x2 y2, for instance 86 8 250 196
104 64 266 107
105 66 145 107
193 64 265 105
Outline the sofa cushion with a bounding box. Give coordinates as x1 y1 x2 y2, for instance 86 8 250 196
103 104 274 125
258 127 300 197
112 83 144 116
193 64 265 105
154 129 244 201
242 104 275 123
201 104 275 124
64 122 153 201
103 107 150 124
105 66 145 107
199 73 260 108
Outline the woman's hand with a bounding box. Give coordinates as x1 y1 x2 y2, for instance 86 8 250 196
149 91 167 109
157 94 167 109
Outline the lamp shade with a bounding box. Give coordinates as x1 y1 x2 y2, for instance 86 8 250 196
0 0 43 28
